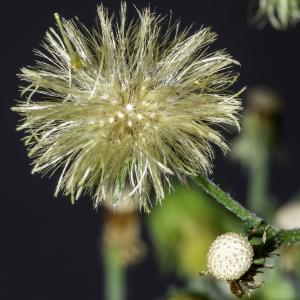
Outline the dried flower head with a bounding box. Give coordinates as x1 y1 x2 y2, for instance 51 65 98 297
12 3 242 210
254 0 300 29
206 232 253 281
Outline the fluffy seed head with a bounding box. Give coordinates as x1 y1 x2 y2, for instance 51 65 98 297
12 3 242 210
207 232 253 281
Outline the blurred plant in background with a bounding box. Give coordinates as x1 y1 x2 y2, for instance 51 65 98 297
231 87 282 219
164 290 209 300
254 0 300 29
148 185 239 278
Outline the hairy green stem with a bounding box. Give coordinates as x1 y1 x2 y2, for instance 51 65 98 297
194 175 300 247
103 247 126 300
279 229 300 246
194 175 263 228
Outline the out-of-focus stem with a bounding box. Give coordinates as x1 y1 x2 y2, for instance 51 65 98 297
103 247 126 300
247 154 273 221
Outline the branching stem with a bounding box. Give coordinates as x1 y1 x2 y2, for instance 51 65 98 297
194 175 300 247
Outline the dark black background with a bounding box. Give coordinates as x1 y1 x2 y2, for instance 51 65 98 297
2 1 300 299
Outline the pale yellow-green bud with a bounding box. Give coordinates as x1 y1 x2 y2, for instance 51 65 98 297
207 232 253 281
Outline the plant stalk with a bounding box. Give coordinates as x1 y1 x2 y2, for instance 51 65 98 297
103 247 126 300
194 175 300 247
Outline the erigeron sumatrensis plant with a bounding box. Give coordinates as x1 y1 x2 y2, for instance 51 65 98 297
12 3 300 298
12 3 242 210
